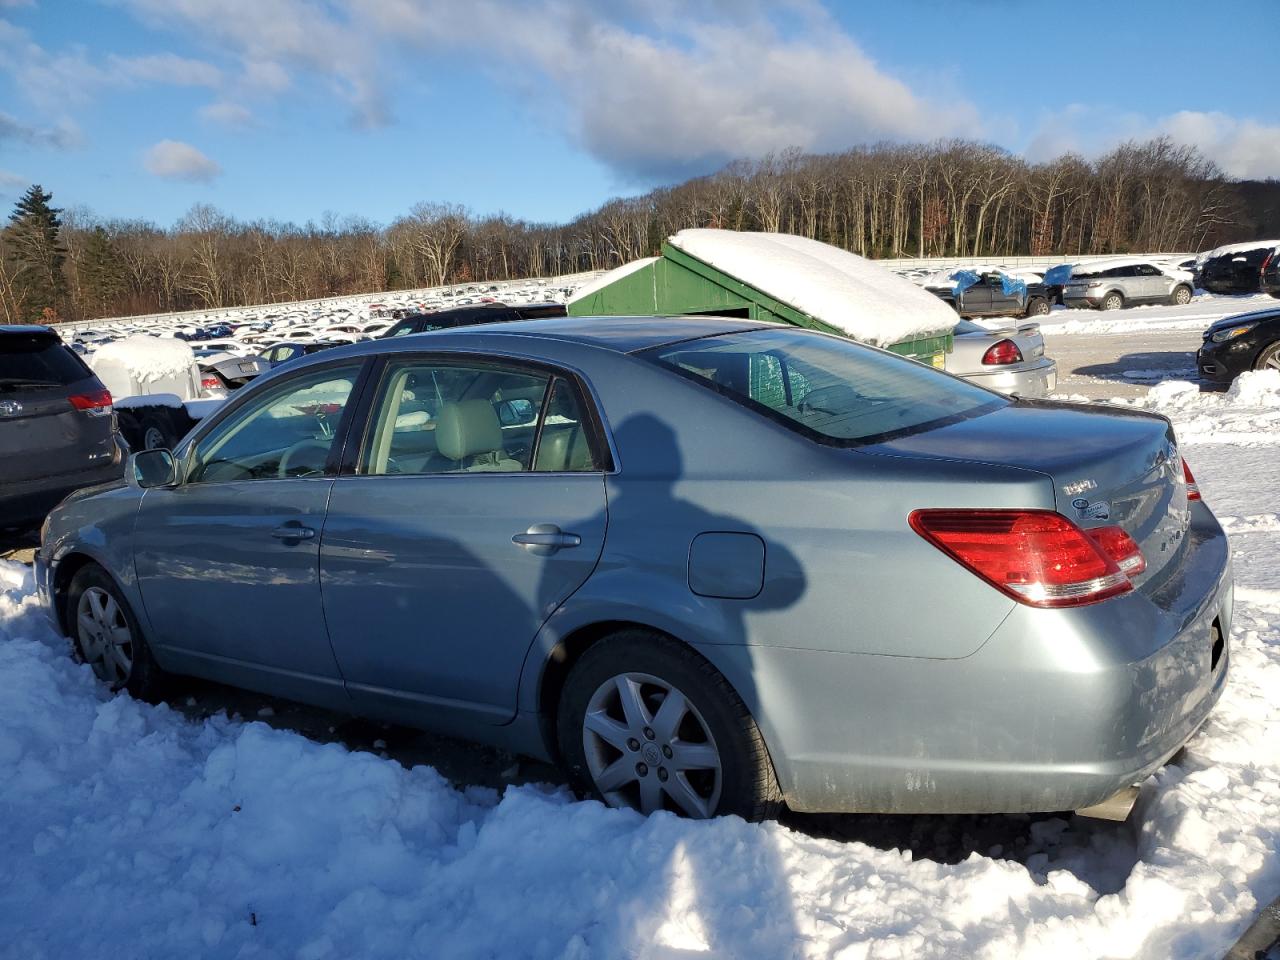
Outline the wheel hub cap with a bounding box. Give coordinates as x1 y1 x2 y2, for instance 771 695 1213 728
76 586 133 688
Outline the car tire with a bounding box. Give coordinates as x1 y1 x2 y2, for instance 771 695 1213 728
137 411 178 451
1170 285 1193 306
1101 291 1124 311
1256 341 1280 373
66 563 167 701
1024 297 1050 318
556 629 783 821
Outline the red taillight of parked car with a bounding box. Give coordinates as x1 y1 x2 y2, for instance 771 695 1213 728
200 374 221 391
1086 525 1147 576
1182 458 1201 501
909 509 1133 608
981 339 1023 366
68 388 113 416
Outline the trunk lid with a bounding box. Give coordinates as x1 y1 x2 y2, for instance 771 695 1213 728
861 400 1190 589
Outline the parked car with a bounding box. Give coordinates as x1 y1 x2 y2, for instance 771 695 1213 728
193 349 271 395
1063 260 1194 310
1199 243 1279 295
926 271 1052 319
259 340 345 369
1197 307 1280 385
381 302 568 338
38 316 1231 823
945 319 1057 397
0 325 124 531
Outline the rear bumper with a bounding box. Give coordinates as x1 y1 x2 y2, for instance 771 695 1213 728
737 503 1232 815
0 456 124 529
959 358 1057 398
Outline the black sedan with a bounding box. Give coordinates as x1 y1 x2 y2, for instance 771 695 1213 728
1197 307 1280 385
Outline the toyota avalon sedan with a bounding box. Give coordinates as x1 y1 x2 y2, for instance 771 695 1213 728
36 316 1232 821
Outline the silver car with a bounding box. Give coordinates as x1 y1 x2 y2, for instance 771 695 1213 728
1063 260 1195 310
36 317 1231 820
945 319 1057 397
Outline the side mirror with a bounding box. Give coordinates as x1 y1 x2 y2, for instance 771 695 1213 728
497 398 536 427
128 449 178 489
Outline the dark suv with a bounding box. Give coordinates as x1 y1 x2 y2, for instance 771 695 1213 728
1 326 124 530
381 302 567 338
1199 244 1278 295
926 272 1052 319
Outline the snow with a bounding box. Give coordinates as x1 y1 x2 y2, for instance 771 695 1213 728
566 256 659 306
88 335 195 383
1041 293 1277 337
114 392 184 410
2 374 1279 958
668 229 958 345
1196 240 1280 265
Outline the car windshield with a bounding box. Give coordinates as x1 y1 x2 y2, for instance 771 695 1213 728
643 328 1005 445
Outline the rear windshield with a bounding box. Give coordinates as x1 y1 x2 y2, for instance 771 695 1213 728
642 328 1005 445
0 334 91 388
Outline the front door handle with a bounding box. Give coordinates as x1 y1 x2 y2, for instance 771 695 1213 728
512 523 581 555
271 523 316 541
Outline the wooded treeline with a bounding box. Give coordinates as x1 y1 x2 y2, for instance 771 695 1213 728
3 136 1277 324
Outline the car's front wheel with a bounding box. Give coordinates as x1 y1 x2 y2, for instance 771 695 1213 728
66 564 166 700
557 630 782 821
1256 341 1280 373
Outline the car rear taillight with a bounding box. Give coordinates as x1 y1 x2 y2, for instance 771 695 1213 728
1182 458 1201 501
909 509 1132 608
201 374 221 390
1086 525 1147 576
68 388 113 417
981 339 1023 365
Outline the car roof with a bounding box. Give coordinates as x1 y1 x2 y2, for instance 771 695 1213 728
379 315 775 353
0 324 58 337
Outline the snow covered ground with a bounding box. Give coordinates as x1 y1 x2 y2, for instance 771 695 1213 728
1 369 1278 957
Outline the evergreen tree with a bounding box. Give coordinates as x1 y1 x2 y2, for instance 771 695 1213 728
79 226 127 317
5 184 68 322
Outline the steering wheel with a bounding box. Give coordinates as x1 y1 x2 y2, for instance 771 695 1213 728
277 438 331 478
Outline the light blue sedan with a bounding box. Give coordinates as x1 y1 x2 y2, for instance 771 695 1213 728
37 317 1232 820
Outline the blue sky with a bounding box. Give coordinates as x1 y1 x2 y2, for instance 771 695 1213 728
2 0 1278 229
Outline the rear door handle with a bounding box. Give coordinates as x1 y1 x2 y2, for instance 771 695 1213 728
271 523 315 541
512 523 581 555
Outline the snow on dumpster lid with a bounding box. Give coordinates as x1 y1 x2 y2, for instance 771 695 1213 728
667 229 956 346
566 257 657 305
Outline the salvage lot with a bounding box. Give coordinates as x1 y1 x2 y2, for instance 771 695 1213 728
1 292 1279 958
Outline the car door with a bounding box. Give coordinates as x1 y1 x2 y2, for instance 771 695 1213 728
131 359 368 704
320 354 610 727
985 274 1021 315
1138 263 1169 301
959 276 991 315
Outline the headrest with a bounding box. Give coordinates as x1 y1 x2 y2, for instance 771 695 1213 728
436 400 502 461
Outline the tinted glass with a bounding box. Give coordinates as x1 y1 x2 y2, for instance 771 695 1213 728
644 329 1005 445
187 364 361 483
0 335 91 387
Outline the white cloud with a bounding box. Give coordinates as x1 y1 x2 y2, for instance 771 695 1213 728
108 52 222 87
144 139 222 182
0 169 26 190
199 100 253 127
1024 105 1280 179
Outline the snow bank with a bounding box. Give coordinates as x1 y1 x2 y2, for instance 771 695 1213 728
668 229 957 345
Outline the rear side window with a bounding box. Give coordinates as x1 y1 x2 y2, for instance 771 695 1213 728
643 328 1005 446
0 334 92 387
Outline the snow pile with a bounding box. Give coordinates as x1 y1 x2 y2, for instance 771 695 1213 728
668 229 957 345
88 335 195 384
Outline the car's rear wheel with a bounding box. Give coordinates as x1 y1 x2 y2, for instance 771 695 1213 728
557 630 782 821
1170 285 1193 306
67 564 166 700
1256 342 1280 372
1024 297 1050 317
1101 291 1124 311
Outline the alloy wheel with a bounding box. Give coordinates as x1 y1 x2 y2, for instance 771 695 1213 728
76 586 134 687
142 426 166 450
581 672 723 818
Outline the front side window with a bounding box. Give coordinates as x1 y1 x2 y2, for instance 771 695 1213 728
186 363 362 483
643 329 1005 445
